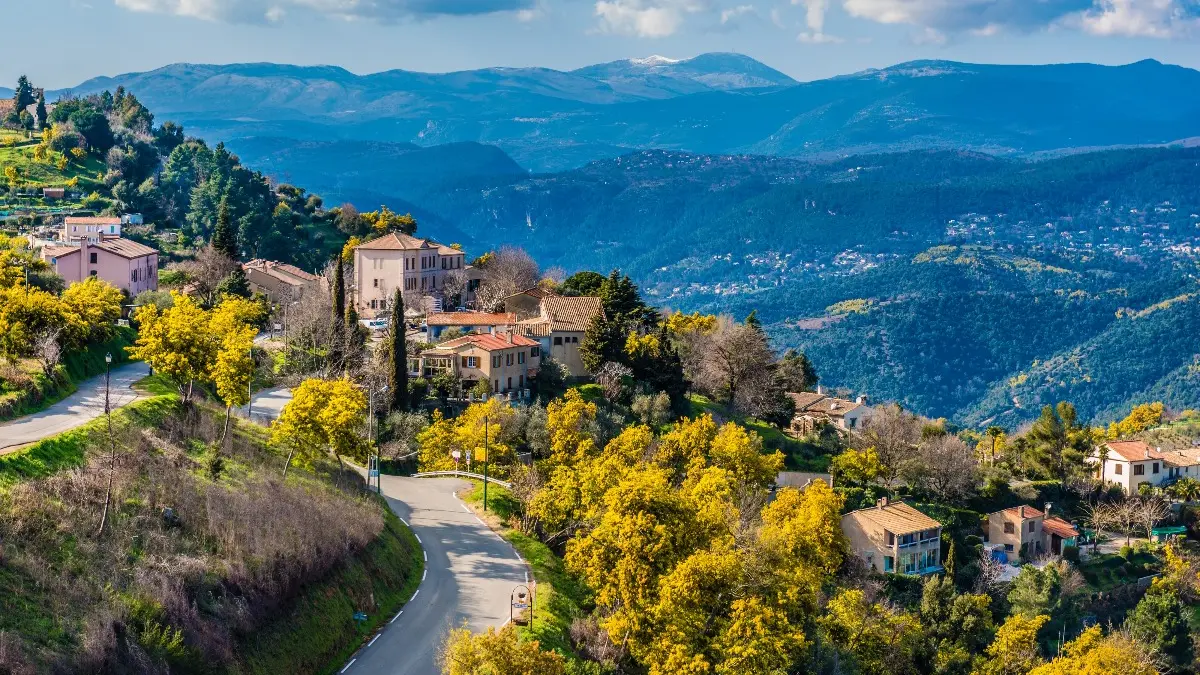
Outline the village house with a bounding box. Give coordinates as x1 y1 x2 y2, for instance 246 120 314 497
1090 440 1200 494
42 237 158 295
352 232 470 318
509 293 604 377
242 259 320 302
786 388 871 436
62 216 122 244
985 505 1079 559
414 331 542 395
425 312 516 340
841 498 943 575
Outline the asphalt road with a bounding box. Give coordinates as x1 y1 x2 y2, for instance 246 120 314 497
0 361 151 451
344 476 529 675
243 387 528 674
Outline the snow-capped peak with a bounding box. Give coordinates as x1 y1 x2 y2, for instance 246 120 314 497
629 55 681 67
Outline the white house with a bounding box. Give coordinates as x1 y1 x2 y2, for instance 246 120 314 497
1090 440 1200 494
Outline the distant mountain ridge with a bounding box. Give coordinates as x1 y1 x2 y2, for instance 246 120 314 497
40 55 1200 171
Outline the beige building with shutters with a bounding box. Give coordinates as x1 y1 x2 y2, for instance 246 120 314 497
841 498 943 575
353 232 469 318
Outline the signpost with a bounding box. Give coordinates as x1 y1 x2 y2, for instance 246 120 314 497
510 586 534 627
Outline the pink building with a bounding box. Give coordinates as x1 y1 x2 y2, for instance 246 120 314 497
43 238 159 295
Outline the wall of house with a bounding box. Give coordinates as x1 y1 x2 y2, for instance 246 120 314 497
355 249 448 318
549 330 587 377
1096 457 1165 494
988 511 1043 556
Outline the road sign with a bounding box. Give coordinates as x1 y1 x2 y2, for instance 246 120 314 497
451 450 461 460
353 612 368 622
368 469 380 478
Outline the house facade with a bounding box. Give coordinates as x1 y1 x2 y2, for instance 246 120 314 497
787 389 871 436
1090 440 1200 494
510 294 604 377
986 505 1079 558
841 498 943 575
352 233 469 318
415 331 542 395
63 216 122 244
243 259 320 302
42 238 158 295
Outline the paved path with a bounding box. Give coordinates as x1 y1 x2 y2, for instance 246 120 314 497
243 388 527 675
346 476 528 675
237 385 292 424
0 362 150 451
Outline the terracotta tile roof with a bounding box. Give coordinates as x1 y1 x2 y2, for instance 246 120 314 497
1002 505 1045 520
516 318 553 337
1101 440 1161 462
1161 448 1200 468
437 332 539 352
508 286 557 301
541 295 603 332
93 238 157 259
843 501 941 535
1042 517 1079 539
65 216 122 226
788 392 862 418
436 244 465 256
44 245 79 258
354 232 435 251
244 259 319 284
427 312 515 327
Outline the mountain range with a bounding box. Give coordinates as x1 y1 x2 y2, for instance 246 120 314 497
23 54 1200 171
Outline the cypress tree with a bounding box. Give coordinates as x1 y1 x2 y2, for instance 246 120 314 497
13 75 33 110
388 289 408 412
330 258 345 369
211 198 238 259
34 92 47 130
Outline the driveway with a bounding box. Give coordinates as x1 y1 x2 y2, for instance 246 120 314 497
343 476 528 675
238 385 292 424
0 362 150 452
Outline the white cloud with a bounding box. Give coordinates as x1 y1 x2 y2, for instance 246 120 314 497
594 0 707 36
797 29 844 41
113 0 537 21
720 3 755 23
792 0 844 42
769 6 785 26
1079 0 1200 37
841 0 1093 32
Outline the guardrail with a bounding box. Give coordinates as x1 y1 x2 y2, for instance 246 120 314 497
411 470 512 489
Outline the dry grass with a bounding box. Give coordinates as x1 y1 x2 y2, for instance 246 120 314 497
0 404 384 673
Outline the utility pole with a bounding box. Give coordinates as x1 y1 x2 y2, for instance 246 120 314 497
97 353 115 535
246 343 253 422
483 416 489 512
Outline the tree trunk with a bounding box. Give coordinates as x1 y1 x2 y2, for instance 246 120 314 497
97 413 116 536
283 448 295 477
221 405 232 443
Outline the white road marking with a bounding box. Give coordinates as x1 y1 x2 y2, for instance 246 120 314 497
410 589 420 602
340 659 356 673
525 571 528 583
390 610 403 624
415 534 422 544
400 518 409 526
368 635 380 647
422 570 427 581
423 550 427 562
501 618 511 627
460 503 471 512
474 516 485 525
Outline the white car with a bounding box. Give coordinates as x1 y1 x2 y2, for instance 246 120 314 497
360 318 389 331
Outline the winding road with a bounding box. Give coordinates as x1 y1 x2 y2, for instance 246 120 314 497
246 388 528 675
0 362 150 452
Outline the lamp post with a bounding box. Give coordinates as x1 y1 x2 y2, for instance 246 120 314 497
246 343 254 422
368 383 388 495
482 416 489 512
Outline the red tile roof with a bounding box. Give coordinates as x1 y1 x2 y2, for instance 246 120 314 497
1042 517 1079 539
354 232 434 251
65 216 122 226
1102 440 1160 462
427 312 515 327
540 295 603 332
1002 505 1045 520
788 392 863 418
438 332 539 352
93 238 157 259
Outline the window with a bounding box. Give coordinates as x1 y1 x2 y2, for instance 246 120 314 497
373 279 379 288
532 347 540 357
507 377 512 390
1115 464 1123 475
1134 464 1145 476
1004 522 1015 534
370 299 378 309
572 336 579 343
519 374 524 388
883 556 894 572
89 270 97 277
885 531 895 546
493 380 499 393
1153 462 1160 474
492 355 501 368
553 336 563 345
1004 543 1014 552
1028 521 1036 533
518 352 526 364
89 252 97 264
506 353 513 366
849 417 857 428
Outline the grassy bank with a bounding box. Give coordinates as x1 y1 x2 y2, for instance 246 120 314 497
242 510 425 675
688 394 834 471
460 481 593 663
0 328 136 422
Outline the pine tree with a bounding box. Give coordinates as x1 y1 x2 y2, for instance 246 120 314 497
330 257 345 370
388 289 409 412
745 310 763 332
217 267 250 298
13 75 33 111
211 198 239 260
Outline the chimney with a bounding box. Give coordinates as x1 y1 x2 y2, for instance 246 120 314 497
1019 505 1026 519
1145 449 1151 459
506 330 513 344
817 384 825 395
876 497 889 509
1044 502 1052 515
856 395 867 405
830 401 837 411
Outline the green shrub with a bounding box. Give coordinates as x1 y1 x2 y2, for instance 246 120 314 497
1062 545 1080 563
1120 545 1134 559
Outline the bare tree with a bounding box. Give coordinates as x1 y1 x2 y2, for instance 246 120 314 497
1110 498 1141 546
33 327 63 377
595 362 633 403
1082 501 1118 553
474 246 540 311
441 268 470 308
852 403 922 484
698 316 774 407
904 434 978 502
1133 496 1172 541
974 547 1007 596
177 244 240 306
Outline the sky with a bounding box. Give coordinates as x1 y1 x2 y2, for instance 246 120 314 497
7 0 1200 87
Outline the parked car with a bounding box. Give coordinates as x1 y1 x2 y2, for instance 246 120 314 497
360 318 388 331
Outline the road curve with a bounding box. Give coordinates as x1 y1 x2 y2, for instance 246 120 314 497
345 475 528 675
0 362 151 452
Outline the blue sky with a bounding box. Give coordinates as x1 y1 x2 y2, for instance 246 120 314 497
9 0 1200 87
